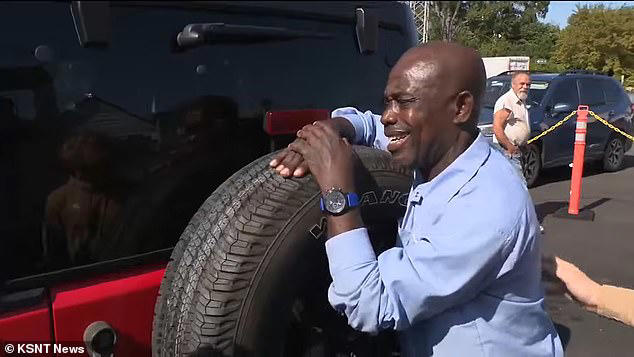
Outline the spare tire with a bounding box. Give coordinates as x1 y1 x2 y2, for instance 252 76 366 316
152 146 412 356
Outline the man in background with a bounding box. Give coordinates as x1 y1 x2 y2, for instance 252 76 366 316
493 71 532 184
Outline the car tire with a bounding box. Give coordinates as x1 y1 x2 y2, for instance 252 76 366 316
151 158 271 357
152 146 412 356
522 143 541 188
602 136 626 172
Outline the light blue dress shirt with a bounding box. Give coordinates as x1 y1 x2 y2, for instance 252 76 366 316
326 107 563 356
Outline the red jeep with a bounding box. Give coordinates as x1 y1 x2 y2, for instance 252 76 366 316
0 1 416 355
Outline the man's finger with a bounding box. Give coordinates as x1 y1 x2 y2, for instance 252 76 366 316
270 148 289 167
314 119 339 137
279 151 304 177
288 139 312 157
293 162 310 177
297 125 327 146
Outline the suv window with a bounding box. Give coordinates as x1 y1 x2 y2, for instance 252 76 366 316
0 2 413 282
602 79 624 104
579 78 606 106
482 79 510 108
482 79 549 108
549 79 579 107
528 81 550 104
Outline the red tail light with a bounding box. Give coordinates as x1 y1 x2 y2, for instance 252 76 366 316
264 109 329 136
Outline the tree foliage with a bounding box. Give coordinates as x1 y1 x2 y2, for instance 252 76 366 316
552 5 634 87
412 1 632 86
456 1 554 57
429 1 469 41
420 2 556 61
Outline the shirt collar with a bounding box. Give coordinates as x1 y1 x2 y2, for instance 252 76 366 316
410 133 491 204
508 88 524 105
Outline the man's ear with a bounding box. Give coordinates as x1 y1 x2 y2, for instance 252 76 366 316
453 91 474 125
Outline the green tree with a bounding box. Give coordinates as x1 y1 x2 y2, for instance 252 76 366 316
552 5 634 87
456 1 554 58
429 1 470 41
415 1 558 67
459 1 548 45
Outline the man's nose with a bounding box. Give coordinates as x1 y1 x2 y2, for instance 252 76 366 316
381 108 398 126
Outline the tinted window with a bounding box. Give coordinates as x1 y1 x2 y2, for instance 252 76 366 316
483 79 510 108
579 78 606 106
549 79 579 107
0 2 413 281
482 79 549 108
528 81 549 105
602 80 624 104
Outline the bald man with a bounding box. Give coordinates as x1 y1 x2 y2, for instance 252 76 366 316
270 42 562 356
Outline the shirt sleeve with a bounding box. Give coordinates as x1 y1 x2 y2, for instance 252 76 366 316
325 222 515 333
331 107 387 150
596 285 634 327
494 92 513 115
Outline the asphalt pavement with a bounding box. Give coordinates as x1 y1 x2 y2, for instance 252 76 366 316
532 148 634 356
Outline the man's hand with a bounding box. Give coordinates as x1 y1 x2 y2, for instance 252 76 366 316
506 144 520 156
269 143 309 178
555 257 601 310
287 121 356 194
269 118 356 178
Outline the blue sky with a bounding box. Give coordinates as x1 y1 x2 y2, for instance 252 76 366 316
541 1 633 28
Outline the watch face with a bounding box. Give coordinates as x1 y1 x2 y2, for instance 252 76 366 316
325 190 347 214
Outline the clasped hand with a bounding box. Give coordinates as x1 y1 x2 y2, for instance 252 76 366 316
269 121 356 194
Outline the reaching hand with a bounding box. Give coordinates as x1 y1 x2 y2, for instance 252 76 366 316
506 144 520 156
555 257 601 310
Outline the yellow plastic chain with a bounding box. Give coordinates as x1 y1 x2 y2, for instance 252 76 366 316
527 111 577 145
588 110 634 143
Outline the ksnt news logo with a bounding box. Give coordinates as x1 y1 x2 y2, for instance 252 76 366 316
4 342 85 355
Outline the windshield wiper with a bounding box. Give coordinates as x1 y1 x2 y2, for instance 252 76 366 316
176 23 333 48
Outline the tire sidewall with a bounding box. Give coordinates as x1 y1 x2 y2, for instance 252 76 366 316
233 172 410 356
523 143 541 187
603 136 625 172
152 147 413 356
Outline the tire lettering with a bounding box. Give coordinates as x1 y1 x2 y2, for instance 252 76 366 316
359 191 378 206
309 190 408 239
380 190 400 204
309 216 327 240
398 193 408 207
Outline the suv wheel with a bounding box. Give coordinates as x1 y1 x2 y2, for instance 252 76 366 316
523 143 541 187
603 136 625 172
152 146 411 356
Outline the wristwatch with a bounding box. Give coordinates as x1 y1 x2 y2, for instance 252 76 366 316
320 187 360 216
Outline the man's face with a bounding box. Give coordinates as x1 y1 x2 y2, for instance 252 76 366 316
512 73 531 101
381 61 457 170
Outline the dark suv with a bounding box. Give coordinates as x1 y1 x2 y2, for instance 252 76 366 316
478 71 634 187
0 2 416 355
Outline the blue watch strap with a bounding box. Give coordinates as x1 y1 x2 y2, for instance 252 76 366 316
320 191 359 213
347 193 360 208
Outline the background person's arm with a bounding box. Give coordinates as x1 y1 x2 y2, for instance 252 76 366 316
597 285 634 327
555 257 634 327
493 108 518 155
